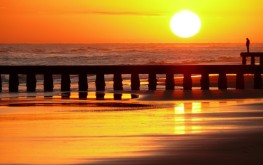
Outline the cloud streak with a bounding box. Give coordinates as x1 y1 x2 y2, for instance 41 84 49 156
0 6 166 17
84 10 166 16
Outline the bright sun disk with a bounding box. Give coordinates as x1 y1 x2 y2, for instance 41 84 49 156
170 10 202 38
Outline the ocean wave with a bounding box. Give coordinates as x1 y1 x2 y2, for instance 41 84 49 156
1 43 263 66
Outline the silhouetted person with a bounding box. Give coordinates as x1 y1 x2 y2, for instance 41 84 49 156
246 38 250 53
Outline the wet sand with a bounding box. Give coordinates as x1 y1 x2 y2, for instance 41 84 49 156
1 74 263 165
87 131 263 165
139 89 263 101
1 94 263 165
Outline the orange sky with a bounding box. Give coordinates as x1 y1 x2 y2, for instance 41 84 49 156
0 0 263 43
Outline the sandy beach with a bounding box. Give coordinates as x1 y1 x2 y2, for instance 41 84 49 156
0 69 262 164
1 73 263 165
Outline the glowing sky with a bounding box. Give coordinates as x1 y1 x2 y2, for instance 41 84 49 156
0 0 263 43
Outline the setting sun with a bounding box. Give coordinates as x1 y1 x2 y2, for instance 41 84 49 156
170 10 202 38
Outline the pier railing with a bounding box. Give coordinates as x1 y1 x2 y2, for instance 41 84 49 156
0 65 262 95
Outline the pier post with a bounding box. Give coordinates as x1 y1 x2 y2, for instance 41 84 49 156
78 74 88 99
9 73 19 92
236 73 245 89
165 73 175 90
96 73 105 100
61 73 71 98
200 73 210 90
242 56 246 65
114 73 123 100
260 56 263 66
96 73 105 91
114 93 122 100
44 73 53 92
251 56 255 65
113 73 123 91
254 73 262 89
131 94 139 99
61 73 71 92
183 73 192 90
148 73 157 90
131 73 140 90
96 92 105 100
218 73 227 90
26 73 36 92
0 74 2 92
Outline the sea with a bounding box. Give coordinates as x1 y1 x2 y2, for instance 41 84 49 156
1 43 263 66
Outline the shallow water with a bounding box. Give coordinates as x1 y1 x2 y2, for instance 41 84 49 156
1 96 263 165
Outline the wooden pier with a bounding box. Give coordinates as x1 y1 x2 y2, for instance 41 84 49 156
240 52 263 65
0 65 262 98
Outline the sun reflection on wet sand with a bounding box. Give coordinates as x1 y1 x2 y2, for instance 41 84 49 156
1 97 263 164
174 102 211 135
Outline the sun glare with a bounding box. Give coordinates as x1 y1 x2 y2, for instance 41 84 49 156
170 10 202 38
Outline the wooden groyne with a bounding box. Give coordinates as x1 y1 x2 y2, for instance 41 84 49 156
0 65 262 96
240 52 263 65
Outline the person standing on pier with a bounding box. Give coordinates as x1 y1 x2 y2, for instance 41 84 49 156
246 38 250 53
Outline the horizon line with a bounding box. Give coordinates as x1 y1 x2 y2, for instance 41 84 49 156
0 42 259 45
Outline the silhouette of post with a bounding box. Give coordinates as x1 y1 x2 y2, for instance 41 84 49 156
9 73 19 92
61 73 71 98
148 73 157 90
113 73 123 100
201 73 210 90
254 73 262 89
44 73 53 92
251 55 255 65
218 73 227 90
96 73 105 91
61 73 71 91
78 74 88 99
165 73 175 90
242 56 247 65
113 73 123 91
96 73 105 100
0 74 2 92
114 93 122 100
131 94 139 99
131 73 140 90
26 73 36 92
96 92 105 100
183 73 192 90
260 56 263 66
236 73 245 89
